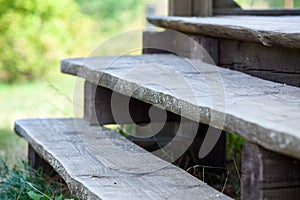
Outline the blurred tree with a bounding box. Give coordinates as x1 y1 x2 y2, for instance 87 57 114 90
75 0 143 33
0 0 96 83
294 0 300 7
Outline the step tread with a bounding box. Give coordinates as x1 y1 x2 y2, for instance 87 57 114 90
14 118 230 200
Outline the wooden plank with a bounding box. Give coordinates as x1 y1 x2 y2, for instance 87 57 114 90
214 8 300 15
143 30 219 64
219 39 300 87
142 31 175 54
61 54 300 160
168 0 192 16
15 118 231 200
192 35 218 65
242 142 300 200
147 15 300 49
193 0 213 16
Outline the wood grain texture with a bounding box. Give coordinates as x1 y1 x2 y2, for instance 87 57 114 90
219 39 300 87
142 30 219 64
171 34 218 63
61 54 300 160
168 0 192 16
14 118 230 200
168 0 213 17
242 142 300 200
214 8 300 15
142 31 174 54
193 0 213 16
147 15 300 49
84 81 98 125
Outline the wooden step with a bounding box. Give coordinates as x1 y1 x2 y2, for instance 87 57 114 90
14 118 230 200
147 15 300 49
61 54 300 160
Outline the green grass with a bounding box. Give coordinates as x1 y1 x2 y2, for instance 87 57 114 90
0 159 76 200
0 74 82 165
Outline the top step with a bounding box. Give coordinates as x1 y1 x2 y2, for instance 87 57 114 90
147 15 300 49
61 54 300 160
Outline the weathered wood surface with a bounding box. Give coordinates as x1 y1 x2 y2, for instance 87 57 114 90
219 39 300 87
61 54 300 160
214 8 300 16
143 30 219 64
168 0 213 16
213 0 300 15
14 118 230 200
147 15 300 48
242 142 300 200
193 0 213 17
85 79 227 168
142 31 174 54
168 0 193 16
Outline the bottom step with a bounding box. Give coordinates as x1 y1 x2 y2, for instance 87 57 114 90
14 118 230 200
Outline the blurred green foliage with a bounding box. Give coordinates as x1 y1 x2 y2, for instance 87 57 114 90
75 0 143 33
0 0 98 83
0 0 144 83
0 159 76 199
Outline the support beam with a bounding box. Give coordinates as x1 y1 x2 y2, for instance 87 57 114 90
193 0 213 16
143 30 219 64
84 81 180 125
242 142 300 200
168 0 213 16
168 0 193 16
219 39 300 87
28 145 56 176
175 124 226 169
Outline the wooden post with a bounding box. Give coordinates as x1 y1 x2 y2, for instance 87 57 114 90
193 0 213 16
84 81 98 125
169 0 213 16
28 145 56 176
143 30 219 64
142 31 175 54
242 142 300 200
175 122 226 184
169 0 193 16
